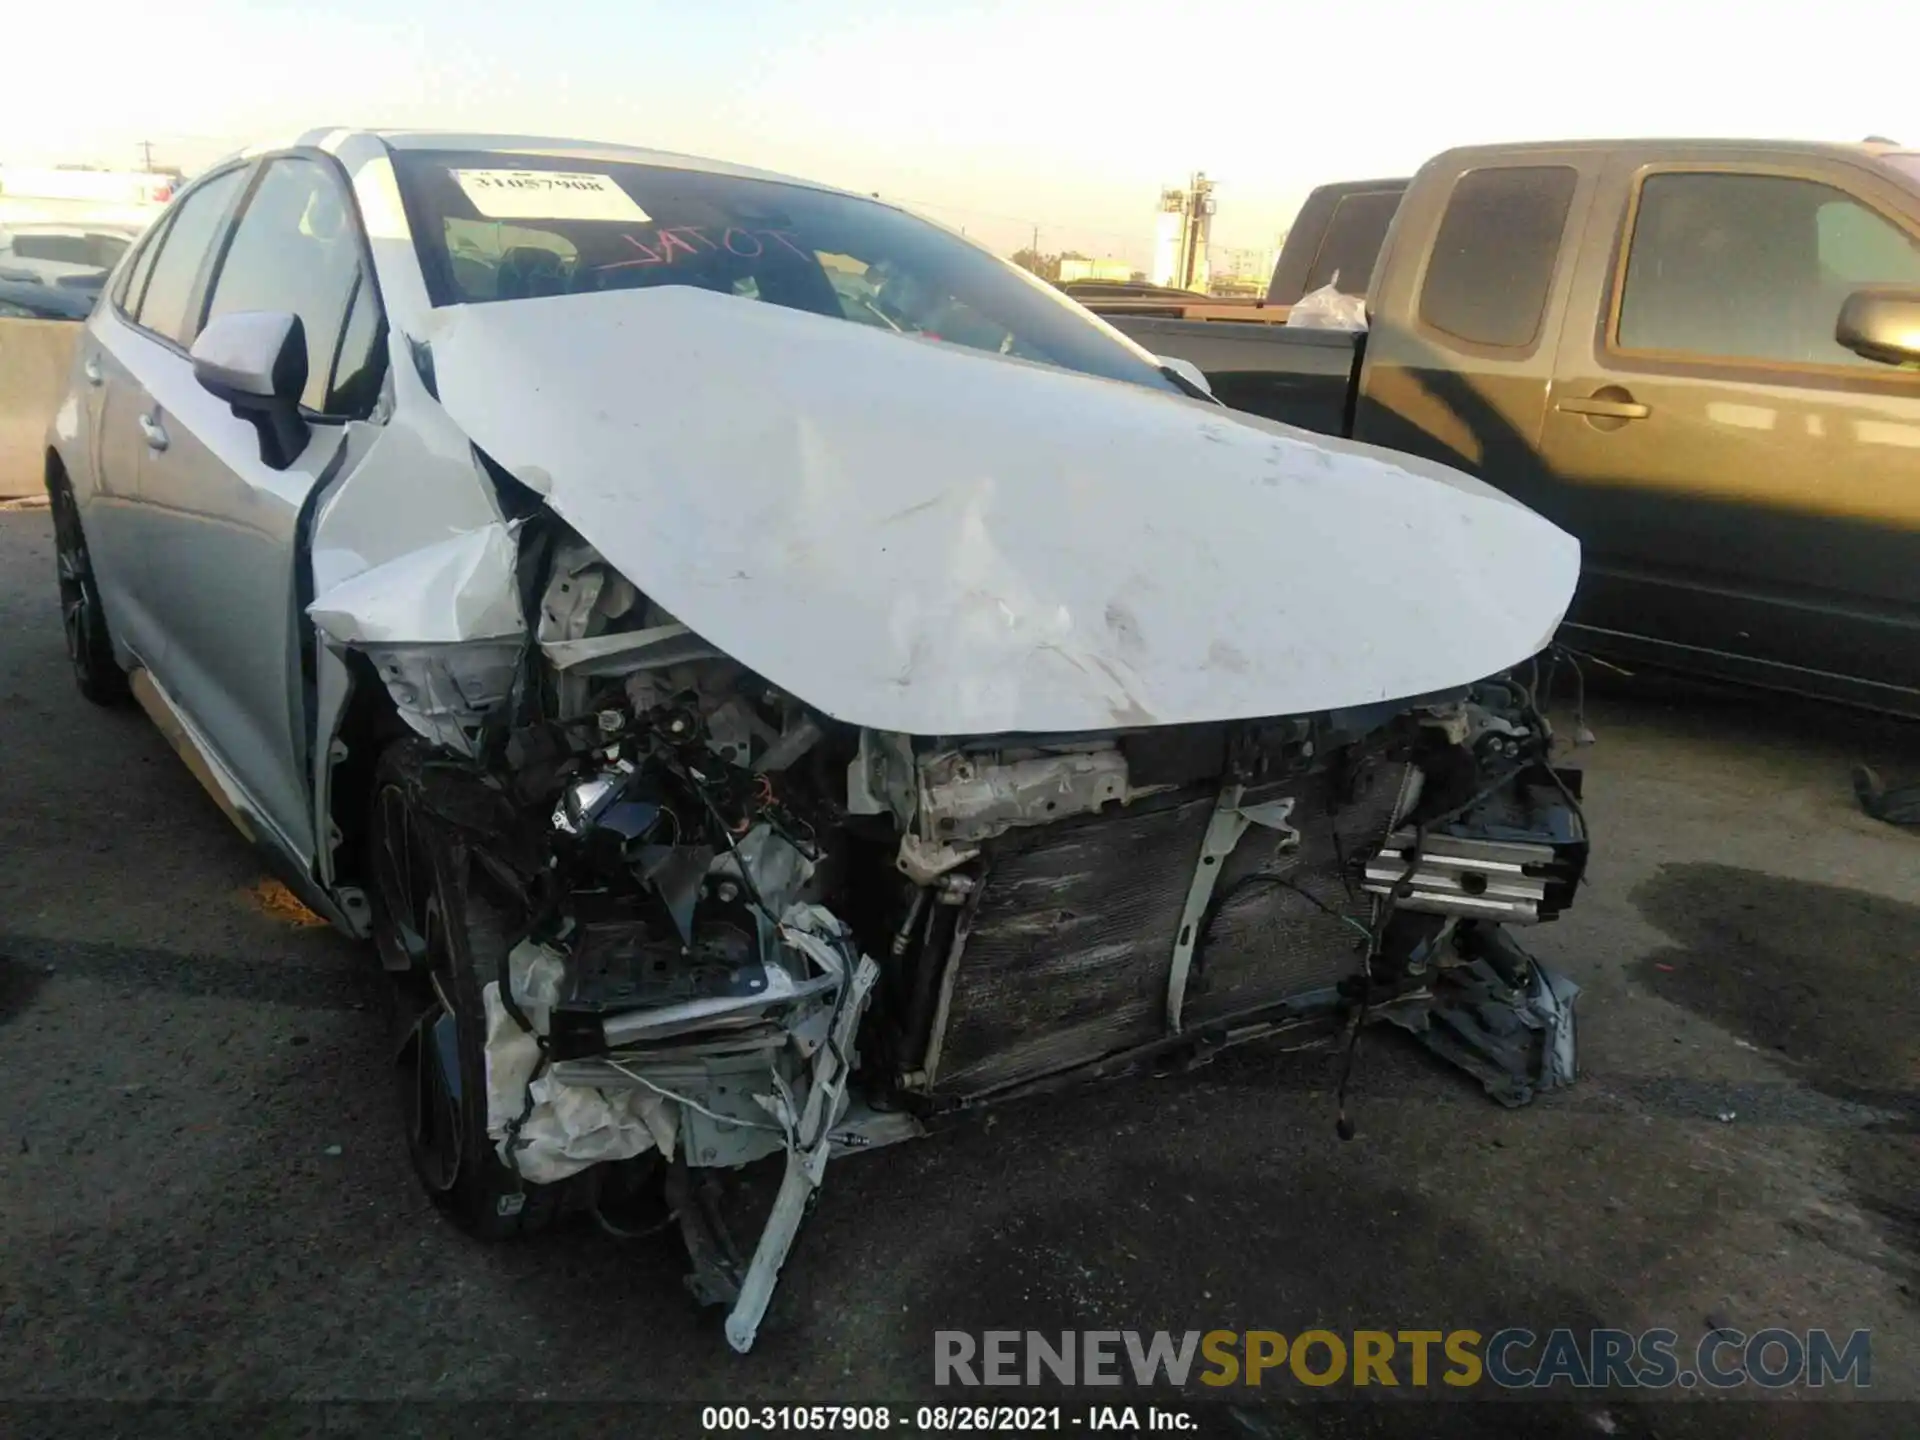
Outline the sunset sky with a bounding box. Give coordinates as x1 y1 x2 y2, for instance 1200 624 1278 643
4 0 1912 263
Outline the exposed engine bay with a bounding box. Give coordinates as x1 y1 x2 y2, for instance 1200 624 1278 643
345 522 1590 1353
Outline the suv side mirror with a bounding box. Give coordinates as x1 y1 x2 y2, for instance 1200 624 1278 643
1836 288 1920 368
191 310 309 468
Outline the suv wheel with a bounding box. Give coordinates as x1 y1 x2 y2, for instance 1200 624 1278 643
368 738 569 1239
48 478 131 706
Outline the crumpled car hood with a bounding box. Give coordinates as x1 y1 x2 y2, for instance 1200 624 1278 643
425 285 1580 735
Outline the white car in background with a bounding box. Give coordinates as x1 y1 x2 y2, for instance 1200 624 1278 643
0 222 141 317
42 128 1588 1351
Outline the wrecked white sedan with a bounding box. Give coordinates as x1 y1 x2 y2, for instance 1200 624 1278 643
45 130 1589 1351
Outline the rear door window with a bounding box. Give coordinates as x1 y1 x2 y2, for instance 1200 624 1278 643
131 167 247 345
203 157 370 412
1418 166 1577 349
1615 172 1920 367
325 270 387 415
1303 189 1403 296
113 226 164 313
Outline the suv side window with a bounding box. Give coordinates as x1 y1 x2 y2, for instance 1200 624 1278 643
325 270 388 415
1303 190 1402 297
1419 165 1577 349
112 225 164 312
1617 172 1920 368
203 156 371 413
131 167 247 344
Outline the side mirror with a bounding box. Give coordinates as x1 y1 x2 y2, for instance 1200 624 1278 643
1158 354 1215 398
191 310 309 468
1836 288 1920 368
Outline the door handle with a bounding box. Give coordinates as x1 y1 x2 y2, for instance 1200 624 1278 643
83 355 104 387
1556 395 1650 420
138 411 169 452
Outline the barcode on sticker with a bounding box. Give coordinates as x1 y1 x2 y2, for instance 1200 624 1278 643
452 169 652 223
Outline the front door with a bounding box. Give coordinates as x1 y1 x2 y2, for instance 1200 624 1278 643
133 154 387 860
1540 160 1920 703
83 166 251 669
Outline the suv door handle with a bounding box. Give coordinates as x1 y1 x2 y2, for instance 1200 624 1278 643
1557 394 1650 420
83 355 104 387
138 411 169 452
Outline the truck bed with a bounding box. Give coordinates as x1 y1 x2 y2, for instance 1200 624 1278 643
1107 314 1363 435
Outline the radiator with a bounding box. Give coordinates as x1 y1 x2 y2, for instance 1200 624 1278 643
922 761 1405 1102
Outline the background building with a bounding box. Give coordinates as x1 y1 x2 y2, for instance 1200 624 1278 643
1208 241 1283 296
1057 256 1134 284
0 165 174 228
1150 173 1215 292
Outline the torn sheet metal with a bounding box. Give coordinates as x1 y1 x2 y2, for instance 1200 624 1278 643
304 317 509 603
723 905 880 1354
1388 956 1580 1108
357 640 523 757
425 284 1580 737
308 521 525 645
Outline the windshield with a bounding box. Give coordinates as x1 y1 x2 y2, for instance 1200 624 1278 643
392 150 1177 394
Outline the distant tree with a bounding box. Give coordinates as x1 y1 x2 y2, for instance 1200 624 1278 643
1011 248 1060 282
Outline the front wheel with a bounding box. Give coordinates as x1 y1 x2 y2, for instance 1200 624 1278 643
47 476 130 706
367 738 568 1239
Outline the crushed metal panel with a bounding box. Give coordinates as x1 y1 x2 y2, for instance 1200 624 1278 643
308 521 525 646
358 640 524 757
1387 954 1581 1107
304 334 508 606
425 284 1580 736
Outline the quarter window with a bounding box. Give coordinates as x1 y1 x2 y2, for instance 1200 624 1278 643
1616 172 1920 367
113 225 164 312
325 271 387 415
132 168 246 345
1418 166 1577 349
1303 189 1403 297
204 157 368 412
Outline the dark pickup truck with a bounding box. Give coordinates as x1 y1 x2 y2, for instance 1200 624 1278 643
1096 140 1920 718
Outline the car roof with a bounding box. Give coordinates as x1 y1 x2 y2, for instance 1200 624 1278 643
1429 136 1913 166
213 128 865 204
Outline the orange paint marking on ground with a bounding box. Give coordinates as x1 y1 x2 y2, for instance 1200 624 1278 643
243 879 328 928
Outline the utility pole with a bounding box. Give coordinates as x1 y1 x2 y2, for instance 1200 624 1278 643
138 139 155 172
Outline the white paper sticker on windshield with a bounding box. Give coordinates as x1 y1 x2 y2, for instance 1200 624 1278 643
451 169 651 223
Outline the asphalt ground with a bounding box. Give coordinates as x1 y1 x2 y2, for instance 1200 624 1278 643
2 504 1917 1439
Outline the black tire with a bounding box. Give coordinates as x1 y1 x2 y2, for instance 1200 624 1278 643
368 738 569 1239
47 475 131 706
